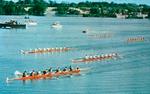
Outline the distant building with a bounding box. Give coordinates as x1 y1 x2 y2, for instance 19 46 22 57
69 7 90 15
45 7 57 16
115 13 128 19
136 12 148 19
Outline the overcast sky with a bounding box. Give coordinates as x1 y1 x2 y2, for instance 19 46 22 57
50 0 150 5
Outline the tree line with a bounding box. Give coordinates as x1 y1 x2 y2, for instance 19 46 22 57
0 0 150 18
52 1 150 18
0 0 47 16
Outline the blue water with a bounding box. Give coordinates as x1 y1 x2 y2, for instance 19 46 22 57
0 16 150 94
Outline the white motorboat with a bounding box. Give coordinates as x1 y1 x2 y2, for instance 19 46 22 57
25 20 37 26
51 22 62 28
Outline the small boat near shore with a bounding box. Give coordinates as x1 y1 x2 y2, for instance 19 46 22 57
21 47 73 54
72 53 119 63
0 20 26 29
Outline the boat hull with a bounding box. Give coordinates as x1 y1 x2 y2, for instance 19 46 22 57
15 70 80 80
0 23 26 29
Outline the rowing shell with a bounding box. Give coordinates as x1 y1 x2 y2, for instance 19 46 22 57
21 47 72 54
6 69 80 82
127 37 144 43
72 53 118 63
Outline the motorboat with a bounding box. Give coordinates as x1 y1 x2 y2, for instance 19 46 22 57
0 20 26 29
51 22 62 28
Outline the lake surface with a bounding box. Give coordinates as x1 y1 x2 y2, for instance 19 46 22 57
0 16 150 94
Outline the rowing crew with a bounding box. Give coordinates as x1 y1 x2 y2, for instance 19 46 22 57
127 37 144 42
22 66 79 77
72 53 118 62
21 47 71 54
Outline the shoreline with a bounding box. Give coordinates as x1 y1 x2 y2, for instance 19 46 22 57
0 15 149 20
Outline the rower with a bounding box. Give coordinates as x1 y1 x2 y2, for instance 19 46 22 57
30 70 35 76
43 70 47 75
97 55 101 60
69 66 73 71
22 71 27 77
76 67 79 70
108 54 112 58
38 48 41 51
112 53 117 57
43 48 47 52
46 48 49 51
60 47 63 51
85 55 89 59
55 47 58 51
51 48 54 51
48 48 51 52
55 67 60 73
34 48 37 52
105 54 108 58
63 67 67 71
35 71 39 75
48 67 52 73
101 54 104 57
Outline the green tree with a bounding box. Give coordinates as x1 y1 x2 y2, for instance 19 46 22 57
148 9 150 18
56 6 69 15
89 7 101 17
29 0 47 16
68 9 80 15
3 1 15 15
24 0 32 4
49 0 56 7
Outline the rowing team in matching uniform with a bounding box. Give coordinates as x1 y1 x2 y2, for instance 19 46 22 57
127 37 144 42
21 47 71 54
22 66 79 77
72 53 118 62
84 53 118 59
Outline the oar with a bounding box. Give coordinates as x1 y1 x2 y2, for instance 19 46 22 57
79 67 91 74
80 67 91 71
78 67 91 76
6 77 17 83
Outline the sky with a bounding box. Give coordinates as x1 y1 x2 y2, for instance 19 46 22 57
52 0 150 5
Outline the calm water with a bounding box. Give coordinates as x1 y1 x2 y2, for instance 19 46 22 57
0 16 150 94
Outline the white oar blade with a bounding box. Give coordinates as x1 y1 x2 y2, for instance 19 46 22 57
6 77 9 83
80 67 91 71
